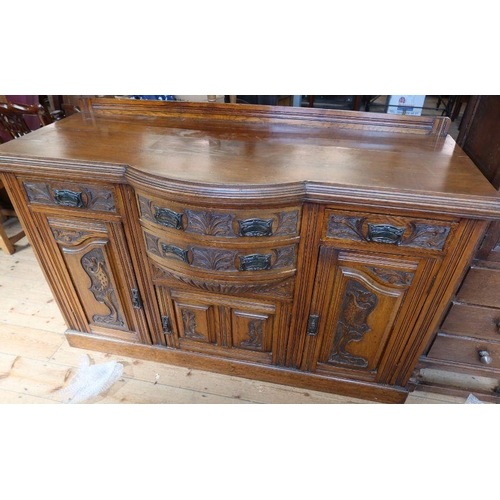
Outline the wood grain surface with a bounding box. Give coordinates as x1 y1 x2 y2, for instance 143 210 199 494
2 100 498 403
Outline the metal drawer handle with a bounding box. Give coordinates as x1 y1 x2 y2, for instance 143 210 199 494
239 253 272 271
54 189 84 208
161 243 189 263
366 223 405 245
154 206 183 230
478 350 492 365
238 218 273 237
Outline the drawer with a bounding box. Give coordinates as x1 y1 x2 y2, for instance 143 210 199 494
428 334 500 370
22 179 116 213
143 229 297 276
457 267 500 308
137 192 301 240
441 303 500 341
151 259 295 301
324 209 455 252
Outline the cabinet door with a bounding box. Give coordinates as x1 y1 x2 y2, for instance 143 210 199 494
156 286 289 365
302 246 439 383
39 215 151 343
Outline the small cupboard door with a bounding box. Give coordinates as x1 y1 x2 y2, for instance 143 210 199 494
302 246 439 383
155 286 288 365
40 215 151 344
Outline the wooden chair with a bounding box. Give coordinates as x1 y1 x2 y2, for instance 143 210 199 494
0 178 26 254
0 101 52 254
0 101 52 140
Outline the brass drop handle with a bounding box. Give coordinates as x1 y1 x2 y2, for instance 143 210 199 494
478 350 492 365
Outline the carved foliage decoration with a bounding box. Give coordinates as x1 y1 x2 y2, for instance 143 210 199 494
191 247 239 271
23 182 53 205
273 210 299 236
185 209 236 237
327 215 366 241
181 309 205 340
327 214 450 250
145 232 162 257
138 195 156 222
403 223 450 250
240 320 264 349
151 265 294 298
51 228 92 245
81 248 125 328
24 182 115 212
364 267 414 287
273 246 295 268
329 279 378 368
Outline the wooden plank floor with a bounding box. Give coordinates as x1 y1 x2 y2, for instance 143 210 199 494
0 224 472 404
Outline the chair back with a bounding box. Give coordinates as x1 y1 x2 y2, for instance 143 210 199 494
0 101 51 141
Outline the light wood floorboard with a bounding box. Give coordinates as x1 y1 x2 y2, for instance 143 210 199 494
0 226 474 404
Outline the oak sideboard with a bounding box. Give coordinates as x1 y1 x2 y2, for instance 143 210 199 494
1 98 499 403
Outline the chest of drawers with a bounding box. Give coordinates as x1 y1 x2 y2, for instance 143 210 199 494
1 98 499 403
416 96 500 398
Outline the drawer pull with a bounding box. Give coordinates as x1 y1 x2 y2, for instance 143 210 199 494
161 243 189 263
366 223 405 245
154 206 183 230
478 350 492 365
54 189 84 208
238 218 273 237
496 321 500 333
239 253 272 271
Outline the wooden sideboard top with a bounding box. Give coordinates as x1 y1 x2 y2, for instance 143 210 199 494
1 98 499 217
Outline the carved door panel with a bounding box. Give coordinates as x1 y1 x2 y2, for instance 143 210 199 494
41 216 150 343
302 246 439 383
156 286 287 365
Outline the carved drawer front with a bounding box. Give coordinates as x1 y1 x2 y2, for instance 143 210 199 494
137 192 301 240
44 216 149 344
441 303 500 342
143 229 297 277
302 246 439 383
156 287 285 365
151 260 295 301
22 179 116 213
324 209 455 253
427 334 500 371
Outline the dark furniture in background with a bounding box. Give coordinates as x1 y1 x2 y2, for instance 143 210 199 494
0 101 52 142
305 95 362 110
0 177 25 255
0 100 54 254
224 95 294 106
416 96 500 400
